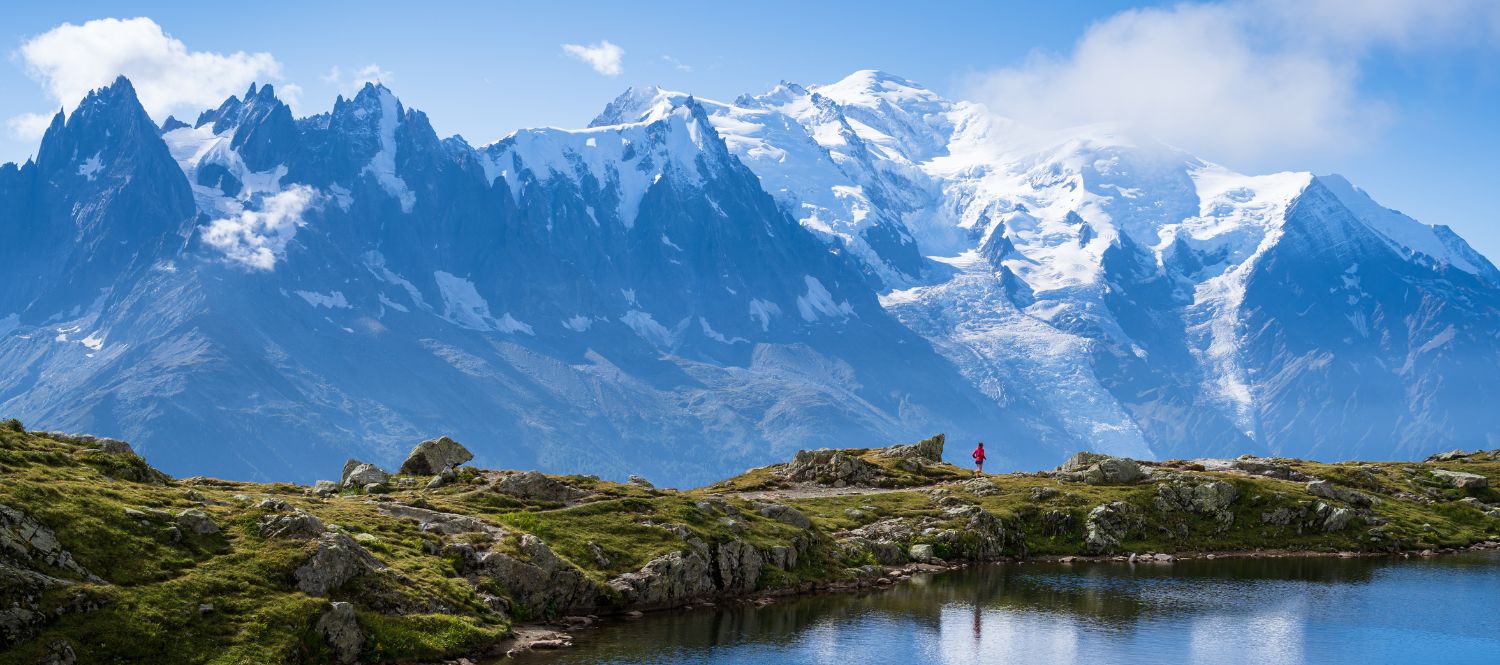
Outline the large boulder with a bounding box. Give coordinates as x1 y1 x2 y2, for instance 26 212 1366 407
1426 449 1470 462
396 436 473 476
493 471 588 503
1431 469 1489 490
260 511 327 539
462 534 600 615
1057 453 1144 485
608 550 715 609
340 461 390 489
757 503 812 529
174 509 220 536
294 533 385 596
316 601 363 665
1307 480 1374 507
1156 480 1239 514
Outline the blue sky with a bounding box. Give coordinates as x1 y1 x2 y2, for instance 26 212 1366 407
1 0 1497 257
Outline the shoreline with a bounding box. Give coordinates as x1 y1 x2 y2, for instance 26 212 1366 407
485 540 1500 661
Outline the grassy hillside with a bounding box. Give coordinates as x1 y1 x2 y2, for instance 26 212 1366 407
2 424 1497 663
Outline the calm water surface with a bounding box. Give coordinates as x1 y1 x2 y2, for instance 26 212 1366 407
510 552 1500 665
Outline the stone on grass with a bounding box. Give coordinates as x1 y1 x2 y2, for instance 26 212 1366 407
396 436 473 476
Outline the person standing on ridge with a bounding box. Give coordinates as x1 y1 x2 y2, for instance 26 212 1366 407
972 441 986 477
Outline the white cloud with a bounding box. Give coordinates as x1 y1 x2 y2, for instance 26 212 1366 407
200 185 320 271
662 55 693 73
12 17 287 123
964 0 1500 164
322 64 393 95
562 41 625 76
5 112 54 141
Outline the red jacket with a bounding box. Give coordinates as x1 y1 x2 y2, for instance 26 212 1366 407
972 446 986 463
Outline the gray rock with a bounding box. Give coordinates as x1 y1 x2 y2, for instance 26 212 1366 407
1057 453 1144 485
425 468 456 490
765 545 798 571
627 475 655 489
1084 502 1136 554
1041 509 1075 536
260 515 325 544
396 436 473 476
294 533 384 596
1431 469 1489 490
0 503 101 582
36 639 77 665
1029 486 1059 501
461 534 600 615
1307 480 1374 507
316 601 363 665
313 480 339 496
908 543 938 562
1226 457 1313 481
757 503 811 529
1426 449 1470 462
608 550 715 610
875 434 945 463
493 471 588 503
1156 480 1239 514
340 462 390 489
713 540 763 593
174 509 219 536
779 448 881 486
378 503 504 539
960 477 1002 497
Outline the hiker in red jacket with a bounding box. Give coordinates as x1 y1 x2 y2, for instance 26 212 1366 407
972 441 986 477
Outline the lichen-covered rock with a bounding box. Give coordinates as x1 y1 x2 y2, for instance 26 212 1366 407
713 540 762 593
765 545 798 571
757 503 811 529
944 505 1025 559
1426 449 1470 462
875 434 945 462
175 509 220 536
960 477 1002 497
1226 456 1313 481
0 504 100 582
340 461 389 489
316 601 363 665
1431 469 1489 490
608 550 715 609
1057 453 1144 485
260 511 327 539
464 534 600 615
1084 502 1136 554
493 471 588 503
1307 480 1374 507
1156 480 1239 514
779 449 880 487
908 543 937 562
294 533 384 596
1260 501 1356 532
627 475 654 489
1041 509 1075 537
396 436 473 476
313 480 339 496
379 503 504 540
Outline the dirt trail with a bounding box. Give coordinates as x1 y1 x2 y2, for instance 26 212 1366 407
726 482 947 502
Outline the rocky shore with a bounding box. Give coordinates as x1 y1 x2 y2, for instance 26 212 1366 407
2 421 1498 664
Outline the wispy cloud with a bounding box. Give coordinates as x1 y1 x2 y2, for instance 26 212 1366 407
562 40 624 76
200 185 320 271
5 112 54 141
964 0 1500 164
322 64 394 95
662 55 693 73
11 17 288 126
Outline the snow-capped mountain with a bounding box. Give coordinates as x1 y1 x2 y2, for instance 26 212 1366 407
1 72 1495 485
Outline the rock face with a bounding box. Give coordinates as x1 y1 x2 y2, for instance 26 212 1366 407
1307 480 1374 507
608 550 715 610
316 601 363 665
461 534 600 616
1057 453 1144 485
340 461 390 489
294 533 385 596
493 471 588 503
1260 501 1355 532
1155 479 1238 514
0 504 100 583
396 436 473 475
260 511 327 540
1427 450 1470 462
1431 469 1489 490
779 449 879 486
712 540 762 594
1084 502 1136 554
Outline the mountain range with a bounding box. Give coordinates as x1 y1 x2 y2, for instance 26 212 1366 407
1 71 1495 486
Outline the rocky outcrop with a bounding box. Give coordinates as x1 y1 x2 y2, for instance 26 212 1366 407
0 504 101 583
945 505 1025 559
316 601 363 664
396 436 473 476
378 504 504 540
294 533 385 596
260 511 327 540
778 449 880 487
1156 479 1238 514
493 471 589 503
1307 480 1375 507
959 477 1002 497
607 550 715 610
457 534 600 616
1084 502 1136 554
1430 469 1489 490
1260 501 1355 532
712 540 762 594
875 434 945 462
39 432 134 456
1426 449 1470 462
1056 453 1144 485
